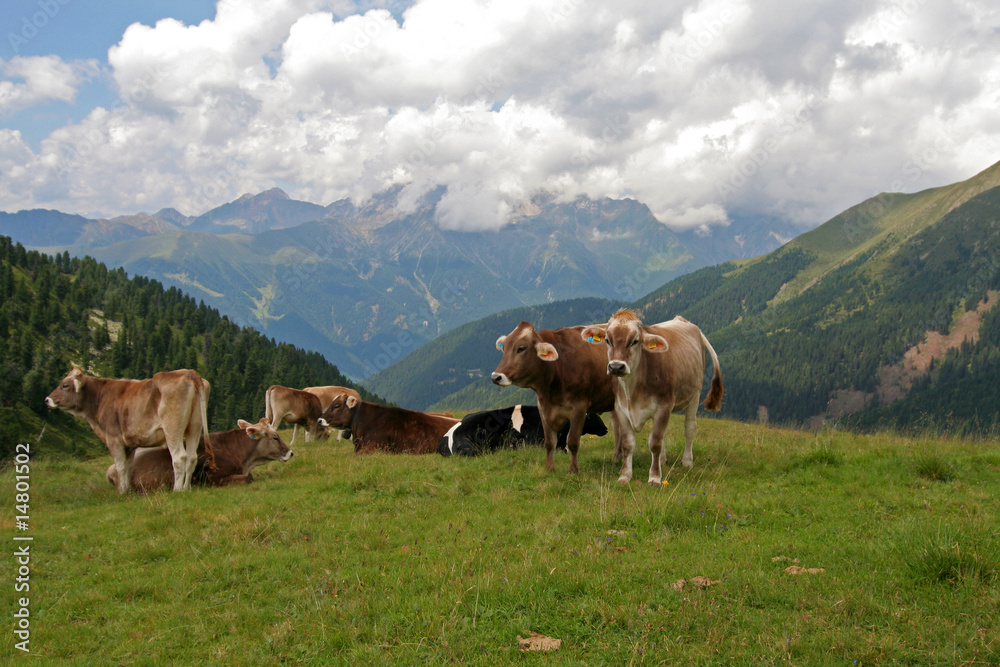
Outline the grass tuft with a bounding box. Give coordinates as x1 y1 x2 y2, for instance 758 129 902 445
914 454 956 482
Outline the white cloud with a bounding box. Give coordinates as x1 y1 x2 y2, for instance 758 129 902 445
0 55 97 114
2 0 999 231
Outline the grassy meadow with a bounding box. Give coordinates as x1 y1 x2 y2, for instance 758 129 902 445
3 418 1000 665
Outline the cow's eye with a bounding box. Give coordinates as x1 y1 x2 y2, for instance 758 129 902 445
604 339 611 346
628 339 638 347
516 345 527 353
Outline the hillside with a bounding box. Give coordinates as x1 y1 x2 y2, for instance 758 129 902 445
0 236 377 459
372 161 1000 435
2 188 799 378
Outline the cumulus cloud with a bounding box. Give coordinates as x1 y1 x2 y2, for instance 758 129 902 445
2 0 999 231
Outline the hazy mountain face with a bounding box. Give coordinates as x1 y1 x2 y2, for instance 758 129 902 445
1 187 794 377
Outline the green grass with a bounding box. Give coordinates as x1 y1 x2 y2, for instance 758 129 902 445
3 419 999 665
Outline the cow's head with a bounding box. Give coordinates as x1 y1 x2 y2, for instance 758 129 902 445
581 308 668 376
491 321 559 387
45 365 89 415
238 417 294 463
317 394 359 430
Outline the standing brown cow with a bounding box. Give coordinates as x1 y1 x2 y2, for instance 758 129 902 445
264 385 327 444
491 321 620 474
45 366 212 493
582 309 723 484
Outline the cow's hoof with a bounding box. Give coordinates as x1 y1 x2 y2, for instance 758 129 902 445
648 479 661 487
618 476 631 484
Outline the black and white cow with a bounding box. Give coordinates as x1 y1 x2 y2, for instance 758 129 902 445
438 405 608 457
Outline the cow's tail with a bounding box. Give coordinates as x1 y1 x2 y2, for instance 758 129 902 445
198 378 216 471
701 331 724 411
265 387 274 426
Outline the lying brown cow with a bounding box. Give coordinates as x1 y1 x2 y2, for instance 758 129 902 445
301 385 361 441
106 418 293 492
491 321 621 474
46 366 212 493
582 309 723 484
317 395 458 454
265 384 327 444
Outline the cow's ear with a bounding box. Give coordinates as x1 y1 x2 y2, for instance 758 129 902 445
346 395 359 408
72 377 83 393
259 417 271 427
643 334 669 353
496 335 506 351
535 342 559 361
237 419 252 430
581 325 606 344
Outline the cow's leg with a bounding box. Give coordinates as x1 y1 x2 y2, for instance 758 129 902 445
166 437 192 491
609 411 623 462
110 443 135 494
181 427 200 490
564 412 586 475
303 423 313 443
647 409 672 486
541 419 559 472
682 397 699 468
291 423 299 445
617 424 637 484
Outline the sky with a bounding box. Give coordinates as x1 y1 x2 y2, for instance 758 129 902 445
1 0 998 233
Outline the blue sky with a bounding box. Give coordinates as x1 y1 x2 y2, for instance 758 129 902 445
2 1 218 145
1 0 998 230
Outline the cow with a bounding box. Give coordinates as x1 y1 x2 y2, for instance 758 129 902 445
491 321 621 474
105 418 293 492
45 366 212 493
301 385 361 441
317 395 459 455
265 385 327 444
581 308 723 485
438 404 608 457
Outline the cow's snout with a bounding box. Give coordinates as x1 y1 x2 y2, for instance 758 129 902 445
491 372 511 387
282 450 294 462
44 397 56 408
608 360 630 376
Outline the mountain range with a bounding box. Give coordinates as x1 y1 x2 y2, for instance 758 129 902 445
367 160 1000 435
0 186 801 377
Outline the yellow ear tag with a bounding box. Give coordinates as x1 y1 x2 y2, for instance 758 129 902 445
647 341 658 349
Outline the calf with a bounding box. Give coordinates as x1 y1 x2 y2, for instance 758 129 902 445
265 385 327 444
491 321 621 474
318 395 458 455
46 366 211 493
582 309 723 485
106 418 293 492
438 405 608 457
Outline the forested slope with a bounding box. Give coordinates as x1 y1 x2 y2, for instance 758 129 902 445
0 236 377 459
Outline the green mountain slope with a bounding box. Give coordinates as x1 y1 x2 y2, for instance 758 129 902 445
0 236 377 459
373 160 1000 434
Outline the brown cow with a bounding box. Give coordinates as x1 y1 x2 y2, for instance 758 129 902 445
582 309 723 485
301 385 361 441
317 395 458 454
106 418 293 492
45 366 212 493
265 385 327 444
491 321 621 474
